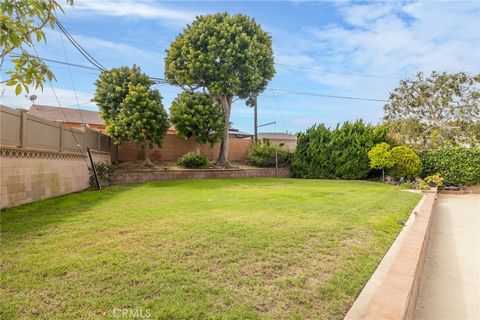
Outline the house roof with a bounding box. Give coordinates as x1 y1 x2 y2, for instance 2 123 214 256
258 132 297 140
28 104 105 125
26 105 248 137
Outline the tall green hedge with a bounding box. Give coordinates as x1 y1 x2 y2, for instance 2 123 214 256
292 120 388 179
420 147 480 185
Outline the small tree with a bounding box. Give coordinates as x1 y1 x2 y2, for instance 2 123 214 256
170 92 225 155
368 143 395 182
93 66 169 167
390 146 422 180
165 13 275 165
1 0 73 95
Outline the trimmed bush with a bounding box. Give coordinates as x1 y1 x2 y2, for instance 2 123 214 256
390 146 422 179
89 162 114 188
292 120 388 179
177 152 209 169
420 147 480 185
246 142 292 168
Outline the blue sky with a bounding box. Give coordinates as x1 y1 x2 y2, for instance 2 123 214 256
2 1 479 134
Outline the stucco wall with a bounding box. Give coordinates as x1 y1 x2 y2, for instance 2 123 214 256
0 148 110 209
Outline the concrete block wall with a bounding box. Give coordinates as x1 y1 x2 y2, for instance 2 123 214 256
0 148 111 209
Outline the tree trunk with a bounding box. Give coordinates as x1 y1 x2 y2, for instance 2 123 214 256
217 94 232 166
196 142 201 155
382 168 385 183
143 140 154 168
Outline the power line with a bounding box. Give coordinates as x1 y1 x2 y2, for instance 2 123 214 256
53 18 169 85
59 25 86 126
54 18 107 71
266 88 388 102
275 63 402 80
30 43 91 170
59 21 403 81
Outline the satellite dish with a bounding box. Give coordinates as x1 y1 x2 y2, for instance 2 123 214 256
29 95 37 102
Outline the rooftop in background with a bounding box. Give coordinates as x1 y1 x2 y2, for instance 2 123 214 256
25 104 252 137
28 104 105 127
258 132 297 140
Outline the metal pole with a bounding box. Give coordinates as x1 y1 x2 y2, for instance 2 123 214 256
254 97 258 143
275 121 278 177
275 149 278 178
87 147 101 190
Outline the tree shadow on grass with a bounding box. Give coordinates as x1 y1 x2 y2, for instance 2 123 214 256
0 184 139 241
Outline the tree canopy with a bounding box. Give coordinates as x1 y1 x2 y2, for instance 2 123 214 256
368 142 395 181
165 12 275 164
93 66 169 167
1 0 73 95
170 91 225 154
384 71 480 148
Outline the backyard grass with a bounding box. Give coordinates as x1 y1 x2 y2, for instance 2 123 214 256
0 178 421 319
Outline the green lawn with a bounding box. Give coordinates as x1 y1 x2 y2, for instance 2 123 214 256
1 178 421 319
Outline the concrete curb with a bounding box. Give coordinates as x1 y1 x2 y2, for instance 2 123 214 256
345 192 437 320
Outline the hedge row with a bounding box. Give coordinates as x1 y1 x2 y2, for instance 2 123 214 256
292 120 388 179
419 147 480 185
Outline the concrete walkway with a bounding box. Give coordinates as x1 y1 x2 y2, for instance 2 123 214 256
415 194 480 320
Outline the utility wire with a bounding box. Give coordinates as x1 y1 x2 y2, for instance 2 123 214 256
54 18 107 71
30 43 91 169
267 88 388 102
58 25 86 126
275 63 402 80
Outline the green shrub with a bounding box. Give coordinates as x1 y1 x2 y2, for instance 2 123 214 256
425 174 444 187
292 120 388 179
390 146 422 179
419 147 480 185
177 152 209 168
89 162 114 188
246 142 292 168
416 178 431 190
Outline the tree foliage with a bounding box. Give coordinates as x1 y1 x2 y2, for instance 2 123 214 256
93 66 169 166
368 143 395 181
170 91 225 153
292 120 388 179
384 71 480 148
165 12 275 164
1 0 73 94
390 146 422 180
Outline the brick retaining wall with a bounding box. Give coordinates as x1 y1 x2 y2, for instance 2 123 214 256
110 168 290 184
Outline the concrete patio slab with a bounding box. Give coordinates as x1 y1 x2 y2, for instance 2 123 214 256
414 194 480 320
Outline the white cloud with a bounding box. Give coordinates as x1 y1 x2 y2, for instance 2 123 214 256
0 85 96 111
72 0 200 24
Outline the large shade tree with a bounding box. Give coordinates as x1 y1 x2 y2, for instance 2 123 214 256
93 66 169 167
165 12 275 165
384 71 480 148
170 91 225 155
